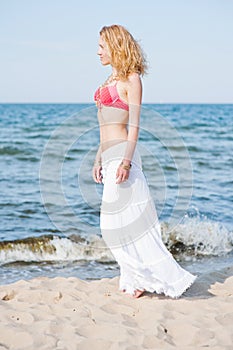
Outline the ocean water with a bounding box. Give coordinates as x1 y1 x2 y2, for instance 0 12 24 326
0 103 232 291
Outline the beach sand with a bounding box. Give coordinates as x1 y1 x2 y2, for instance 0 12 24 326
0 269 233 350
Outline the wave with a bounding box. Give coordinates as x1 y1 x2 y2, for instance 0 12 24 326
0 214 232 266
162 216 233 259
0 234 115 266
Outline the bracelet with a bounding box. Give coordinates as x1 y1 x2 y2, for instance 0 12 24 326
120 161 132 171
94 160 102 166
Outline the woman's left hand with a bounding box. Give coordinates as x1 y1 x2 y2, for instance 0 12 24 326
116 166 130 184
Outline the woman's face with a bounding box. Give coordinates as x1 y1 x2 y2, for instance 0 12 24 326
97 36 111 66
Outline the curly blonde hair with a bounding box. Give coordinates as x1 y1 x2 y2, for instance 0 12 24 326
100 24 148 80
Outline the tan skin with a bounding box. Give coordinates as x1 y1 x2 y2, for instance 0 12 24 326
93 36 142 184
93 36 144 298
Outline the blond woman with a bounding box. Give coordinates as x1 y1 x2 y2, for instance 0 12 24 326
93 24 196 298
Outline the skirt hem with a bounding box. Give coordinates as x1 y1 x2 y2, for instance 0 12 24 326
119 273 197 299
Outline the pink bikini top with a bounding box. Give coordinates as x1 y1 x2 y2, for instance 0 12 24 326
94 82 129 111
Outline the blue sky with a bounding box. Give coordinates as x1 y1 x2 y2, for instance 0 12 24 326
0 0 232 103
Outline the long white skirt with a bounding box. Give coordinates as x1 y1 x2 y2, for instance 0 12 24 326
100 142 196 298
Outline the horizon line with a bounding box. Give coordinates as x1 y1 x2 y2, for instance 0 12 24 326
0 102 233 105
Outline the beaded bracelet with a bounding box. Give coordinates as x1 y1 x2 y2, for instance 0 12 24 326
94 160 102 167
120 161 132 170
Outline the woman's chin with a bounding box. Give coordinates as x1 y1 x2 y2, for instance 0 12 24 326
101 60 110 66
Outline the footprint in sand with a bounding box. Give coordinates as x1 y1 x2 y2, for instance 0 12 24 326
215 312 233 326
1 290 15 301
0 330 33 349
156 323 175 346
54 291 63 303
100 302 137 316
121 313 138 328
10 312 34 325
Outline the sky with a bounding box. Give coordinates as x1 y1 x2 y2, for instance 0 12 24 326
0 0 233 103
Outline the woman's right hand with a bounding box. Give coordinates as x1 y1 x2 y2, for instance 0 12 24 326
92 165 102 183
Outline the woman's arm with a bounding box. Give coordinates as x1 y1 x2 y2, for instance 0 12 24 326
94 144 102 166
92 144 102 183
116 73 142 184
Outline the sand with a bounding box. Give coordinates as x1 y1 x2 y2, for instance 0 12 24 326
0 272 233 350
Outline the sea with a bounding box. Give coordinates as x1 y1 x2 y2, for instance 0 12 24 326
0 103 232 295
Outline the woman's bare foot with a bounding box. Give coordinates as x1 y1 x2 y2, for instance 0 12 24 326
121 289 145 298
133 289 145 298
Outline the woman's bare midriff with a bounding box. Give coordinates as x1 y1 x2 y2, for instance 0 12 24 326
100 124 128 152
98 106 129 152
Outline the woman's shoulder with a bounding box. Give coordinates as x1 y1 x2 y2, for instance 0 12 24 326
126 73 142 91
127 72 141 83
118 73 142 93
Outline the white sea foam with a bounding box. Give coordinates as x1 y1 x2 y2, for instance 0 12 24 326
0 235 114 265
162 208 233 257
0 214 232 265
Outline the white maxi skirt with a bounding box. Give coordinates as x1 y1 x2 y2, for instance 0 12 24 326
100 142 196 298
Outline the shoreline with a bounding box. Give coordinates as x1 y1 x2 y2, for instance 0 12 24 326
0 270 233 349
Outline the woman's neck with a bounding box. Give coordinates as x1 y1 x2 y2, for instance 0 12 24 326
112 68 118 78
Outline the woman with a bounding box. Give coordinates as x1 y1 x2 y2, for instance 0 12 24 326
93 24 196 298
